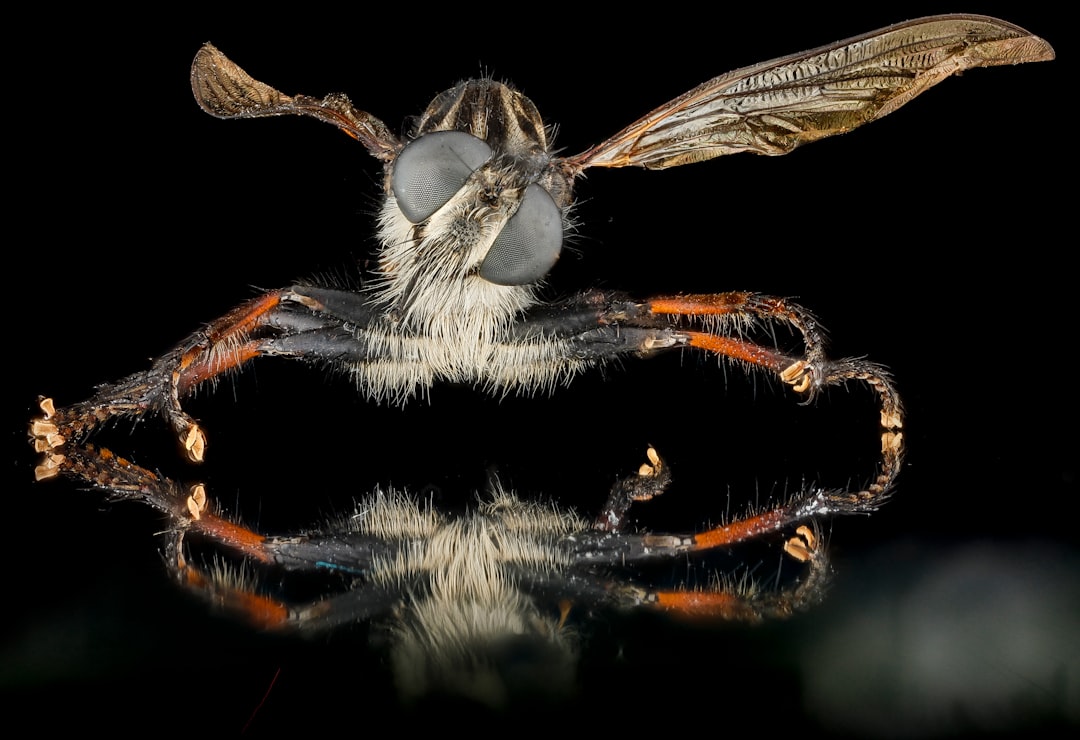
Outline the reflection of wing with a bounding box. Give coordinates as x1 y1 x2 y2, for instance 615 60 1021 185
562 15 1054 173
190 44 401 162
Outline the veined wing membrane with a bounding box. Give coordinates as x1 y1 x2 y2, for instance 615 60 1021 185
563 15 1055 172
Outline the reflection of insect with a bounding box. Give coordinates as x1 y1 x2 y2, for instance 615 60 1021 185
31 15 1052 704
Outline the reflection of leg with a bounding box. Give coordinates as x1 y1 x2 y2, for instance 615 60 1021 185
594 447 671 532
648 523 826 621
40 443 274 562
34 442 394 631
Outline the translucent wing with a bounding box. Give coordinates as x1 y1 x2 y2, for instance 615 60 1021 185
190 43 402 162
561 15 1054 173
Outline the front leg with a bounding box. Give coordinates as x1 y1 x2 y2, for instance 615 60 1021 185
29 288 367 468
31 291 291 466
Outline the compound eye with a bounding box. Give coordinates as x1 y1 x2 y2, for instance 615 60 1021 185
479 184 562 286
392 131 492 223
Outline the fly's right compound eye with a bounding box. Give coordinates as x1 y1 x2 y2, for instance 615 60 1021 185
392 131 492 223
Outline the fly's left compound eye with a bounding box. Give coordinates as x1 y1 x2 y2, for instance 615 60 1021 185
392 131 492 223
479 184 562 285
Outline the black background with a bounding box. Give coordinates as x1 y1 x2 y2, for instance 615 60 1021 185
6 5 1073 736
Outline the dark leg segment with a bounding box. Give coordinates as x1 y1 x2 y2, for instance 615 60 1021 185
593 446 671 531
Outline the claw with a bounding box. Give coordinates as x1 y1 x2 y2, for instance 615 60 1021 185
33 433 66 452
29 418 58 437
638 446 663 477
29 403 67 452
181 423 207 463
783 525 817 562
186 484 208 520
34 453 65 482
780 361 812 393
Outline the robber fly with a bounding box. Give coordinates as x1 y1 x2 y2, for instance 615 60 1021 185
30 15 1052 705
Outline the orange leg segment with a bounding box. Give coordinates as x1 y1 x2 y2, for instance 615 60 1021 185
175 291 285 394
653 591 755 620
177 553 291 630
690 507 792 551
649 293 824 351
681 331 794 375
646 292 827 394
